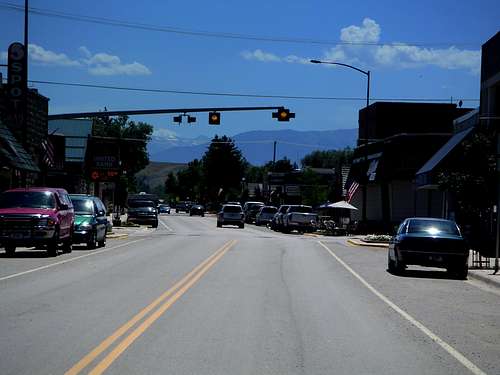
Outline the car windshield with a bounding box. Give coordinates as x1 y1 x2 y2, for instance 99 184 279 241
72 199 94 214
408 219 460 236
223 206 242 213
0 191 56 209
289 206 313 213
128 200 155 208
262 207 277 213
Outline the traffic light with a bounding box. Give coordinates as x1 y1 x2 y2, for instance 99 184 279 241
272 108 295 122
208 111 221 125
173 115 182 124
187 115 196 124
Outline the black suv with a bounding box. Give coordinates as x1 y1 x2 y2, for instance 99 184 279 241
127 199 158 228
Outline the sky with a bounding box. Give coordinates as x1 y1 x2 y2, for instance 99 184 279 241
1 0 499 141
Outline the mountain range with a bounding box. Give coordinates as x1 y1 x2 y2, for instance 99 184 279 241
148 128 358 165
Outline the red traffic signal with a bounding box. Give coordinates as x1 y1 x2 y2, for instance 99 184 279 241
208 112 221 125
272 108 295 122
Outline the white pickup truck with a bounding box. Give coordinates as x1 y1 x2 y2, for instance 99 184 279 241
282 205 318 233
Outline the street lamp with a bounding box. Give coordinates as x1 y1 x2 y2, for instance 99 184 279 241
310 59 371 222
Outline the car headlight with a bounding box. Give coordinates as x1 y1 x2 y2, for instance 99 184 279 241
79 223 92 230
38 218 56 227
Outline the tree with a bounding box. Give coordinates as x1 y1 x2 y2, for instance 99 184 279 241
437 128 495 255
301 148 353 169
177 159 204 202
92 114 153 191
202 135 247 203
164 172 179 200
300 168 329 206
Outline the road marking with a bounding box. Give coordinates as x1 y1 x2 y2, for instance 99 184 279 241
158 217 173 232
318 241 488 375
0 239 146 282
66 239 237 375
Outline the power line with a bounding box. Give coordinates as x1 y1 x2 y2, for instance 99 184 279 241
0 1 481 48
28 79 480 103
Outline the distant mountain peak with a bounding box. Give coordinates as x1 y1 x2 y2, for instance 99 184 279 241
149 128 357 165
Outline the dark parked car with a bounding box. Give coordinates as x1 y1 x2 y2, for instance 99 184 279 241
0 187 74 256
388 217 469 279
189 204 205 217
255 206 277 226
217 204 244 228
270 205 291 231
243 201 265 223
175 201 192 213
127 199 158 228
69 194 107 249
158 204 171 214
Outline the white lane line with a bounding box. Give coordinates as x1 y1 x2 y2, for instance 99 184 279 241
158 217 173 232
0 239 146 282
318 241 488 375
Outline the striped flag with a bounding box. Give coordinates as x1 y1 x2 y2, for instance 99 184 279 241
346 181 360 203
42 138 55 167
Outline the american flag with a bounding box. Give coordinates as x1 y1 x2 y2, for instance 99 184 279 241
346 181 359 203
42 138 55 167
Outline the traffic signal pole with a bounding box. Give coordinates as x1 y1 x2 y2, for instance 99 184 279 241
48 106 288 120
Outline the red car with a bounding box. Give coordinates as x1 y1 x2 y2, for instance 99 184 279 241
0 187 75 256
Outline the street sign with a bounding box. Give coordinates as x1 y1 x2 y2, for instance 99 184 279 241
7 42 27 127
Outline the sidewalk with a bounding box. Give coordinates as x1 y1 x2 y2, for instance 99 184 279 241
106 214 139 239
345 237 500 288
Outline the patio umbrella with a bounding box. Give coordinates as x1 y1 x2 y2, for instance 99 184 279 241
326 200 358 210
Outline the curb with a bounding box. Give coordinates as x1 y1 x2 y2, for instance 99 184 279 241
106 233 129 240
468 270 500 288
347 238 389 248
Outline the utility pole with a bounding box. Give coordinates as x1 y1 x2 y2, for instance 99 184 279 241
273 141 277 170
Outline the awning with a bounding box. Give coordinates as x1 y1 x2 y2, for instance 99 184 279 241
0 122 40 173
416 127 474 188
319 200 358 210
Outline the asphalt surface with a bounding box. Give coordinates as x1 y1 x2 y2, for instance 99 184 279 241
1 213 499 375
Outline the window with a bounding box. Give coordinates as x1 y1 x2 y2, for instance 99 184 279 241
407 219 460 236
0 191 56 209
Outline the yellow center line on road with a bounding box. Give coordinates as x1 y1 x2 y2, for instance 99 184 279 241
65 239 237 375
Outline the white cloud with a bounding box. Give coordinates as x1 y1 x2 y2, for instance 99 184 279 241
283 55 310 64
28 44 81 67
88 61 151 76
78 46 92 59
7 44 151 76
340 18 381 43
80 47 151 76
374 44 481 73
241 49 281 62
240 17 481 74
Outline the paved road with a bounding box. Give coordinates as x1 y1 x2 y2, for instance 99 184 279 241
1 213 499 375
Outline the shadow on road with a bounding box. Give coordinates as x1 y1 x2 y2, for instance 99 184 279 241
387 268 462 280
0 249 51 258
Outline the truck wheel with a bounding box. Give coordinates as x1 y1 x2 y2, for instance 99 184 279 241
62 235 73 254
87 231 97 250
48 230 59 257
98 231 107 247
4 244 16 256
448 261 468 280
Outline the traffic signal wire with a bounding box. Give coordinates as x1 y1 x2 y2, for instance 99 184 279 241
0 1 481 48
26 79 480 103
